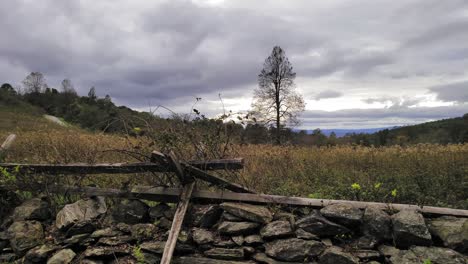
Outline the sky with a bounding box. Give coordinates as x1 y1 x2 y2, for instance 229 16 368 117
0 0 467 129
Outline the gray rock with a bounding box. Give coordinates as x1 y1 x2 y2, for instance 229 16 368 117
7 220 44 255
265 238 325 262
91 228 123 238
149 203 170 220
112 199 149 224
392 209 432 248
260 221 294 239
83 246 131 258
190 205 223 228
0 253 17 263
223 212 244 222
320 204 362 227
252 252 297 264
362 205 392 241
218 221 260 235
156 217 173 229
378 244 400 258
173 256 253 264
232 235 244 246
55 196 107 231
214 236 237 247
273 212 296 226
318 247 359 264
11 198 51 221
139 241 195 255
192 228 215 245
47 249 76 264
244 235 263 246
130 223 157 241
24 244 58 263
351 250 381 261
389 246 468 264
80 259 105 264
354 235 379 249
221 203 273 224
61 233 92 246
428 216 468 253
295 228 319 240
296 210 350 237
98 235 135 246
204 247 244 260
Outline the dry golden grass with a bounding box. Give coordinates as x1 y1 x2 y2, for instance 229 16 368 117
1 111 467 209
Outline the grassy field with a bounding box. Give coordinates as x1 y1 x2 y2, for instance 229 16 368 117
1 109 467 209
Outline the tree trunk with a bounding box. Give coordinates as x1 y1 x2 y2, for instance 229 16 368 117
275 84 281 145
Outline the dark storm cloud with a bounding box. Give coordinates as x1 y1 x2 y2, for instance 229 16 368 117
300 104 468 129
429 81 468 103
1 0 467 128
314 90 343 100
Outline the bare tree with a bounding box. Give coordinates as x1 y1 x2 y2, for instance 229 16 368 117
61 78 77 94
22 72 47 93
251 46 305 144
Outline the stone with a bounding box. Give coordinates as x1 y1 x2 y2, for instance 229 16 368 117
204 247 244 260
214 236 237 247
91 228 123 238
378 245 400 258
55 196 107 231
192 228 215 245
98 235 135 246
115 223 132 233
318 247 359 264
428 216 468 253
265 238 325 262
173 257 253 264
156 217 173 229
391 209 432 248
260 221 293 239
295 228 319 240
362 205 392 241
190 205 223 228
243 246 255 255
244 235 263 246
218 221 260 235
134 252 160 264
296 210 350 237
252 252 294 264
47 249 76 264
354 235 379 249
320 204 362 227
389 246 467 264
322 238 333 246
11 198 51 221
24 244 58 263
221 203 273 224
7 220 44 255
81 259 105 264
83 246 131 258
351 250 381 261
139 241 195 255
273 212 295 226
112 199 149 224
232 235 244 246
149 203 170 220
223 212 244 222
130 223 157 241
62 233 92 246
108 255 138 264
0 253 17 263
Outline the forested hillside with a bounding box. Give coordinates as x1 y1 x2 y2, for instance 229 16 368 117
1 80 467 146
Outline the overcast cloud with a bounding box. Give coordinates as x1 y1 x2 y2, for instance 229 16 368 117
0 0 467 129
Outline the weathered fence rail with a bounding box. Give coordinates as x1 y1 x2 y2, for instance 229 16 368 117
12 184 464 218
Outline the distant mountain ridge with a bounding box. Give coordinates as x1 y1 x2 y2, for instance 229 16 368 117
302 127 396 137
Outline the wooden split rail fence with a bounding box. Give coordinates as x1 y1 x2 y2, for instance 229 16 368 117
1 134 468 263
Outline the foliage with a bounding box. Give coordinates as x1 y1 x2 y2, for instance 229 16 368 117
251 46 305 144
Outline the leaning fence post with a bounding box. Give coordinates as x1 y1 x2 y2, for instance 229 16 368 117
0 134 16 161
160 152 195 264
